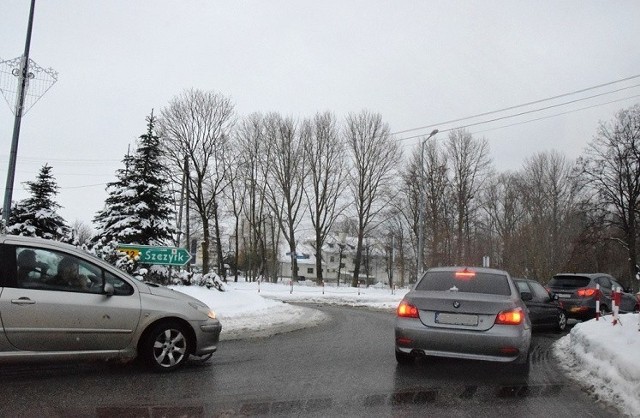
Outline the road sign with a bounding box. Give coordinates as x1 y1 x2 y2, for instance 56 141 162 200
117 244 191 266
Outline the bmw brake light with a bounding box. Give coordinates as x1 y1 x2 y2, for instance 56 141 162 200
495 308 524 325
455 268 476 279
397 301 419 318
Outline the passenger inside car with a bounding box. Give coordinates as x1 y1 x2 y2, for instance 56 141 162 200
16 249 48 284
49 257 89 290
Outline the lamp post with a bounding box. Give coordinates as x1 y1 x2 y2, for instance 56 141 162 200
417 129 439 279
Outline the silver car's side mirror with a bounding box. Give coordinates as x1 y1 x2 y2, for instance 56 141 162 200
104 282 115 296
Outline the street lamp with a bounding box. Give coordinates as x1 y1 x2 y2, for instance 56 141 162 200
417 129 439 279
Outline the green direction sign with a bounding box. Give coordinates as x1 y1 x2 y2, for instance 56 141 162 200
117 244 192 266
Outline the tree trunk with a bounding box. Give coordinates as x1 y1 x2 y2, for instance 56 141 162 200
201 217 210 275
315 234 323 284
213 200 226 279
351 233 364 287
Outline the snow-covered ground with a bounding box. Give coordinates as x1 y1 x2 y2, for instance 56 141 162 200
171 280 640 417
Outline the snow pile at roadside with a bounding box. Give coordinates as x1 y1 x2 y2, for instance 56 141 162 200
170 281 407 340
554 313 640 416
237 280 409 311
169 283 328 340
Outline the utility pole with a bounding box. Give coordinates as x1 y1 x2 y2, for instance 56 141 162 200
3 0 36 222
1 0 57 224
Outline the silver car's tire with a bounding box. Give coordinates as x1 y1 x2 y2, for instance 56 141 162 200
143 321 191 372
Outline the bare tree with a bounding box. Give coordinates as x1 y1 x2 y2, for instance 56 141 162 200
224 140 247 282
71 219 94 246
578 104 640 291
481 171 527 273
236 113 271 281
345 110 401 287
263 113 307 281
400 140 449 280
445 129 491 265
379 203 409 288
158 89 235 275
422 140 450 267
518 151 579 280
303 112 347 284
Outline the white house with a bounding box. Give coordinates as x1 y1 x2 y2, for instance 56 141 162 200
279 235 397 286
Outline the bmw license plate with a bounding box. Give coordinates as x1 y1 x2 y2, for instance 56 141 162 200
435 312 478 326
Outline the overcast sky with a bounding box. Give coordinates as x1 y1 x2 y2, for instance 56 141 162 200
2 1 640 226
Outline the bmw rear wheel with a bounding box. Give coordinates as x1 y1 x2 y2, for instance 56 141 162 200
556 311 567 332
144 321 191 372
395 350 414 365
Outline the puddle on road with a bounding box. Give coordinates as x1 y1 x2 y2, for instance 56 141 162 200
219 383 568 416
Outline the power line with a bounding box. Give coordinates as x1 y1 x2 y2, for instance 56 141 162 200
469 94 640 136
397 87 640 143
392 74 640 137
0 155 121 164
62 182 108 190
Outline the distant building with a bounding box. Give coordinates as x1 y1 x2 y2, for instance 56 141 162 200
279 235 398 286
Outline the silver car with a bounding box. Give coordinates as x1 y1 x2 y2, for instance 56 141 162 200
0 235 222 372
395 267 531 370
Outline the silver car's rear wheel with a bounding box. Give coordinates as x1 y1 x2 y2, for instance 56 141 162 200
144 321 191 372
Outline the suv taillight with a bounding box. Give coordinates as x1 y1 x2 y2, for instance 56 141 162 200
576 288 597 297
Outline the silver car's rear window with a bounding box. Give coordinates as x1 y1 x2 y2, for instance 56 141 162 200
415 271 512 296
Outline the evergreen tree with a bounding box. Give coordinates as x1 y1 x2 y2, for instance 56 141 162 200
93 153 136 244
7 164 70 240
93 111 176 246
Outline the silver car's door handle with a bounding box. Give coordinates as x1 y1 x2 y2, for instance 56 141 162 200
11 297 36 305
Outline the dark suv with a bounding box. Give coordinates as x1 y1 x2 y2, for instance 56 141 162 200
546 273 639 320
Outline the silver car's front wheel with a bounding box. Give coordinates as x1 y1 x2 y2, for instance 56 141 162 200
144 322 191 372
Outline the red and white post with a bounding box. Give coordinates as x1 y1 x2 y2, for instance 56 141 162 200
612 287 622 326
595 284 600 321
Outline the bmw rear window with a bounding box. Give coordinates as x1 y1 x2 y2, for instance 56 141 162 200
548 276 591 289
415 270 511 296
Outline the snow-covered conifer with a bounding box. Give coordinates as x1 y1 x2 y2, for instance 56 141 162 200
93 111 175 246
6 164 70 240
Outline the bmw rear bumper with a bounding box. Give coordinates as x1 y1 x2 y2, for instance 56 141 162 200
395 317 531 363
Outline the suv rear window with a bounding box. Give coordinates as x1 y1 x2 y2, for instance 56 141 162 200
415 271 511 296
548 275 591 289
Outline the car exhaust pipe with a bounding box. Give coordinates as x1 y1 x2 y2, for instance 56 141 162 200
411 349 427 359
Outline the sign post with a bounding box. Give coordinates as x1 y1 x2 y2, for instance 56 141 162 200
117 244 191 266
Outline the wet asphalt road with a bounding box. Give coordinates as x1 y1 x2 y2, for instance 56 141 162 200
0 304 622 417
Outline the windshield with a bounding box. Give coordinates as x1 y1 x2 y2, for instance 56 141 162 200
416 270 512 296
